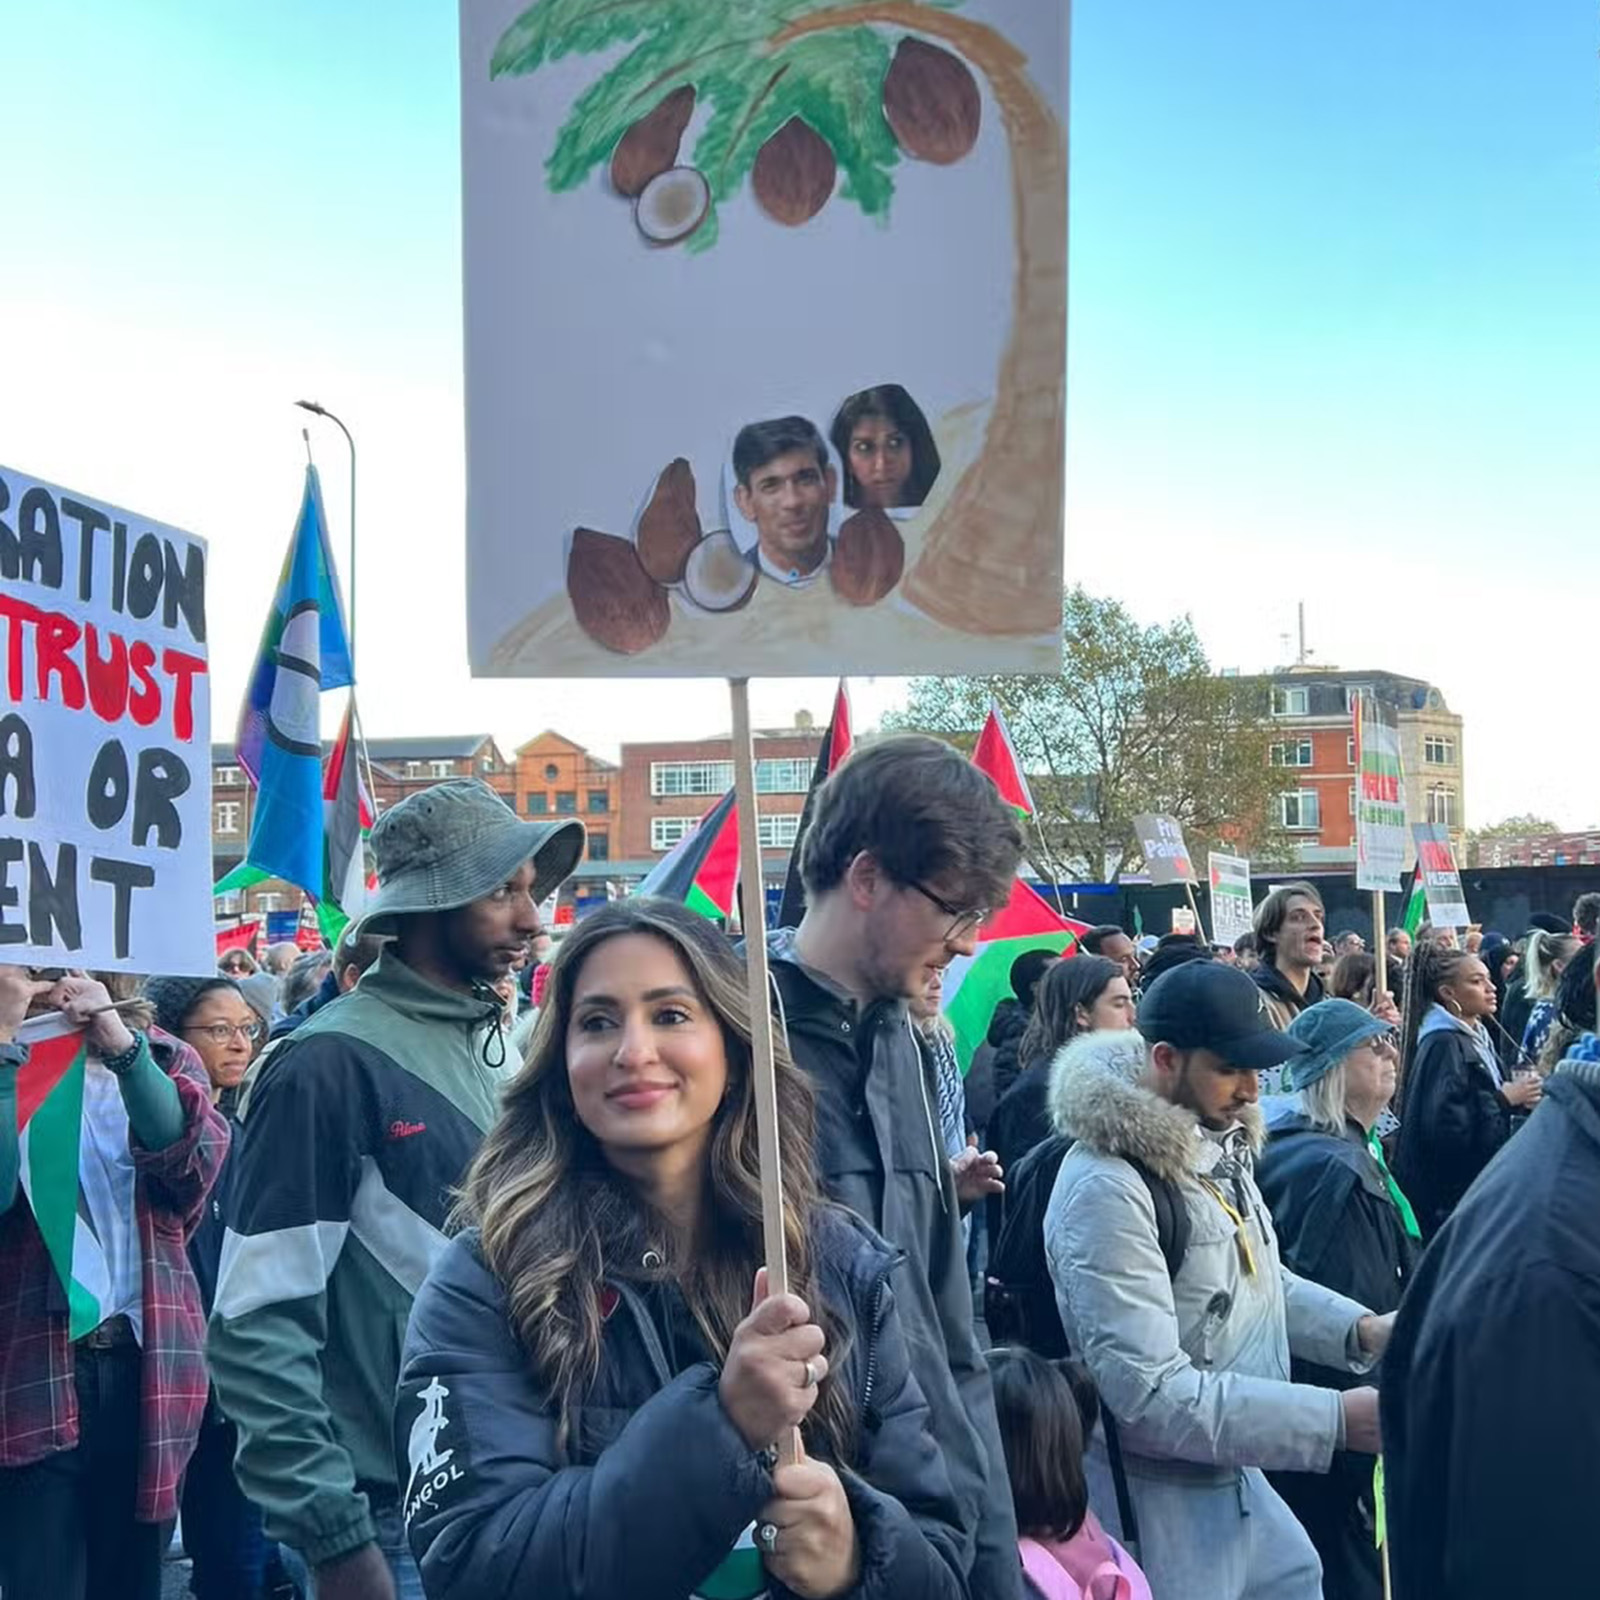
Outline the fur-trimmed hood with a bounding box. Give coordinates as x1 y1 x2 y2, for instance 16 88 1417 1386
1046 1027 1265 1185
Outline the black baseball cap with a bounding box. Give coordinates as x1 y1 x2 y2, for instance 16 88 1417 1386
1136 961 1307 1074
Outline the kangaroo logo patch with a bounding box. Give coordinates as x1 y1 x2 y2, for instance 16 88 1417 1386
403 1377 468 1528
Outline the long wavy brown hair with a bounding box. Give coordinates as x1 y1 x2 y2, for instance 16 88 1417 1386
456 898 855 1461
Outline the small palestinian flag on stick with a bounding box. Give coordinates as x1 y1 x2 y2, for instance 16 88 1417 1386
15 1014 109 1338
971 698 1035 820
1401 866 1427 938
777 681 853 928
636 788 740 923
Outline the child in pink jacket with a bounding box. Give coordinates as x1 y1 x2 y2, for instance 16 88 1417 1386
987 1348 1155 1600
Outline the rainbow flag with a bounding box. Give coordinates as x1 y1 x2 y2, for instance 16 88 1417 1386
15 1015 108 1339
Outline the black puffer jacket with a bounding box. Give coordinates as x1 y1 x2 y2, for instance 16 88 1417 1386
1258 1109 1422 1600
396 1207 970 1600
1393 1009 1512 1240
987 999 1030 1107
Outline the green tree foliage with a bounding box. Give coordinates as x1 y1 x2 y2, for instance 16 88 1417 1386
889 589 1290 881
490 0 940 252
1467 813 1561 841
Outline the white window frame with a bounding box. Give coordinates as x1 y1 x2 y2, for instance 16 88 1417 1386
1271 687 1308 717
255 893 281 913
214 800 242 835
1346 736 1356 767
429 759 454 779
757 813 802 849
651 761 735 798
651 816 701 851
755 758 813 795
1344 685 1373 712
1424 736 1456 766
1271 739 1313 768
214 765 242 787
1427 785 1459 828
215 890 243 916
1280 789 1321 831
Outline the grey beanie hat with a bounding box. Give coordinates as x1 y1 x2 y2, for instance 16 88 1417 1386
143 974 241 1037
350 780 586 940
235 972 282 1027
1284 998 1393 1091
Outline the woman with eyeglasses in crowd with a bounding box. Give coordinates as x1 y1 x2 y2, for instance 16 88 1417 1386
1255 1000 1421 1600
143 976 294 1600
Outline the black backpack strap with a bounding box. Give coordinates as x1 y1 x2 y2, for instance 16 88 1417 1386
1101 1407 1141 1559
1128 1157 1191 1281
1099 1159 1192 1561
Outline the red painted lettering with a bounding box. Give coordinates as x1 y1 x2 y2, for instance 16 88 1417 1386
128 643 160 727
84 623 129 723
161 649 207 743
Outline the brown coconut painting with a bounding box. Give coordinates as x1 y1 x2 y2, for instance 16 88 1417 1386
490 0 1066 648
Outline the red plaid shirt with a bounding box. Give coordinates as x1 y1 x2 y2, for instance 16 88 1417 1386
0 1027 230 1521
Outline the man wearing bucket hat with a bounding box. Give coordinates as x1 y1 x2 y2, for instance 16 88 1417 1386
1257 999 1422 1600
1042 963 1396 1600
209 782 584 1600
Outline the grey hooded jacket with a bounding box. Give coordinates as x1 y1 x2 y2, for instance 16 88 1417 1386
1042 1031 1376 1600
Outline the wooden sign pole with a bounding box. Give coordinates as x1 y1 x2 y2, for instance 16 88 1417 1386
1371 888 1388 1003
728 677 798 1467
1183 880 1211 946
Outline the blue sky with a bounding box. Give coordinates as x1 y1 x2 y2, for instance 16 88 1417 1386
3 1 1595 825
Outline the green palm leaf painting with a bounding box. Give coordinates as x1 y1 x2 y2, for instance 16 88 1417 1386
490 0 971 252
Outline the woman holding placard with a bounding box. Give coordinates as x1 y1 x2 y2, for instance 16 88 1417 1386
396 899 968 1600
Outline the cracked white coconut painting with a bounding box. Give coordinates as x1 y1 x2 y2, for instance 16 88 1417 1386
461 0 1068 679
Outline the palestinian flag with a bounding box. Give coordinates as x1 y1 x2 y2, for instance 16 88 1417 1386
636 788 740 922
1401 867 1427 937
943 881 1092 1071
15 1015 108 1339
216 919 262 958
972 699 1035 819
777 680 853 928
318 698 375 945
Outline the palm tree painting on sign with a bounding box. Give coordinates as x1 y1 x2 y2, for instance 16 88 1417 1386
474 0 1066 674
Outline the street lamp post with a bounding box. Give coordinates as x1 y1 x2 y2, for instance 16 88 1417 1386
294 399 357 661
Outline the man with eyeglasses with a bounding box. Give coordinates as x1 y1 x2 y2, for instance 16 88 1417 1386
771 733 1027 1600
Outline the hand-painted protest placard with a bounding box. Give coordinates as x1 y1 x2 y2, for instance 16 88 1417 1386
1354 693 1407 892
1208 852 1255 948
0 466 212 974
460 0 1069 679
1412 823 1469 930
1133 814 1196 886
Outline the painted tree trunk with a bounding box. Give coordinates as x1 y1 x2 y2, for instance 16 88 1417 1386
776 2 1068 637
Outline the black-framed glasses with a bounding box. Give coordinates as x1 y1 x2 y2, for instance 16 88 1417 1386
183 1021 263 1045
906 881 992 944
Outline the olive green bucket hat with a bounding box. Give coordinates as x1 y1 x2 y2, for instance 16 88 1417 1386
349 780 585 939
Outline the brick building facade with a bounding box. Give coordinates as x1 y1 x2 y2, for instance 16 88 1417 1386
618 720 824 881
1241 668 1466 869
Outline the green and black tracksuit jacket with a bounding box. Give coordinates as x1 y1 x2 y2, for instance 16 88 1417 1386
207 950 503 1567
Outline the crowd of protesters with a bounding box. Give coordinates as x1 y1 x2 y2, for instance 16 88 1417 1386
2 740 1597 1600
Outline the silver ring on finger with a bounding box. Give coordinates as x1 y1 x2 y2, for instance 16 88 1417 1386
757 1521 779 1557
800 1356 820 1388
